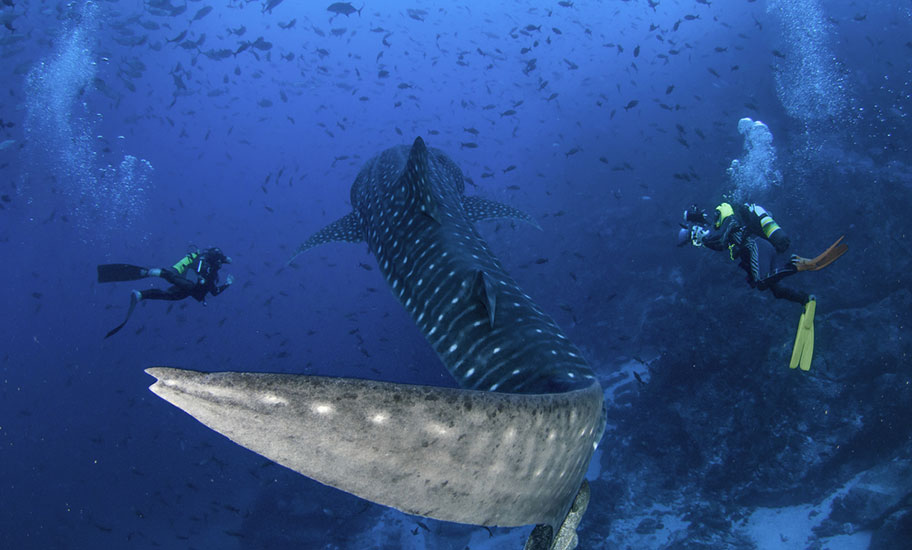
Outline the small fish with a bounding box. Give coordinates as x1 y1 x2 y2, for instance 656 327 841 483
252 37 272 50
191 6 213 23
500 109 517 117
624 99 639 111
407 8 427 21
463 127 479 135
502 165 517 174
460 142 478 149
327 2 360 16
167 30 187 43
665 84 674 94
263 0 284 14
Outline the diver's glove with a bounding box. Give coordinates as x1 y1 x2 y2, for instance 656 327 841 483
226 274 234 285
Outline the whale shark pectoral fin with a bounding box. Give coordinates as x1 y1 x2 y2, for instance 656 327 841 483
474 270 497 328
289 212 363 264
145 367 604 529
462 195 541 230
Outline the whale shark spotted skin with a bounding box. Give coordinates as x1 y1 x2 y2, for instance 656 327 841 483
146 137 605 531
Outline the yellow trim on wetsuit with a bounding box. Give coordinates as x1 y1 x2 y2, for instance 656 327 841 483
172 252 199 275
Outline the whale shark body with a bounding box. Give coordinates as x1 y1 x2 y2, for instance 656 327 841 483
146 137 605 538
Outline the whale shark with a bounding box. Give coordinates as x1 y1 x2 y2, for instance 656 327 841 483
146 137 605 544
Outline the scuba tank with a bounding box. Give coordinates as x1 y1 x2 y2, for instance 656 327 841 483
739 203 790 253
172 250 200 275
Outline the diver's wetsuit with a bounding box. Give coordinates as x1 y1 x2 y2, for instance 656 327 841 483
698 208 809 305
140 252 230 303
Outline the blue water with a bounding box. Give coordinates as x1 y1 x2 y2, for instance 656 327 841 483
1 1 910 548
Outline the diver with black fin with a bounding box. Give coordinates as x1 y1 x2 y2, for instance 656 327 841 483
677 202 847 371
98 247 233 338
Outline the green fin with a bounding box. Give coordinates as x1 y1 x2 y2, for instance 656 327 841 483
395 136 441 224
462 195 540 229
789 299 816 371
474 270 497 328
97 264 148 283
289 212 363 264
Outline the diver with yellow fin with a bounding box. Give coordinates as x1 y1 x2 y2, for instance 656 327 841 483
678 202 847 370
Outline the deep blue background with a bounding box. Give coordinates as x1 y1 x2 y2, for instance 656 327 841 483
1 0 910 548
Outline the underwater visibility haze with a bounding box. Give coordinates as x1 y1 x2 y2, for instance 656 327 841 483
1 0 911 549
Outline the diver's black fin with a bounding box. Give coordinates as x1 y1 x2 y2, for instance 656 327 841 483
97 264 148 283
105 292 139 339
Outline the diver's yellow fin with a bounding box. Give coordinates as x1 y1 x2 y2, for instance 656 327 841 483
789 299 816 370
789 313 806 369
800 317 814 371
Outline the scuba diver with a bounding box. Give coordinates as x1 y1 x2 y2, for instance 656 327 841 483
677 202 847 371
97 247 233 338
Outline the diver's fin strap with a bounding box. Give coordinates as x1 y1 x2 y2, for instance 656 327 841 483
794 236 848 272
